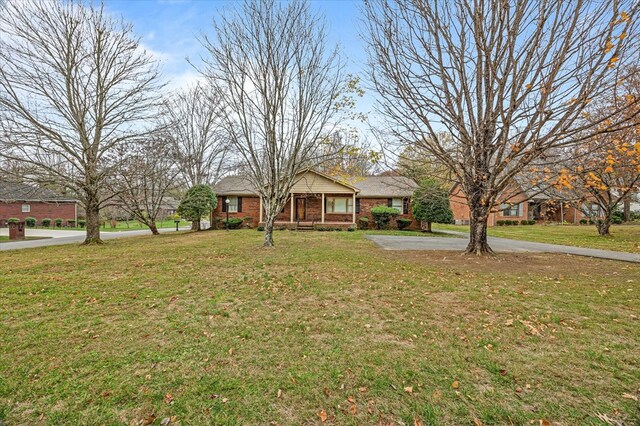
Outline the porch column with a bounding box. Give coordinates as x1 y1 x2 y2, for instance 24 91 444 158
352 193 356 224
321 193 325 223
259 197 263 223
290 195 295 223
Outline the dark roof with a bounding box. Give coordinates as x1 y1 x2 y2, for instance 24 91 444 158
213 173 418 197
0 182 77 202
351 175 418 197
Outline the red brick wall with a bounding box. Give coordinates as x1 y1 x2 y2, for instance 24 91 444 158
450 184 530 226
212 196 261 227
0 201 77 226
356 197 417 229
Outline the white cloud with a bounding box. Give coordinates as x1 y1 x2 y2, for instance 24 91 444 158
166 69 205 92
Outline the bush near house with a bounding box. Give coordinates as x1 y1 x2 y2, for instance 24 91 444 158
580 219 588 224
41 218 51 227
67 219 76 227
358 216 370 230
411 179 454 232
528 220 535 225
497 220 505 226
370 206 400 229
520 220 529 225
397 218 412 230
222 218 244 229
25 217 36 227
7 217 20 224
78 219 86 228
55 218 63 227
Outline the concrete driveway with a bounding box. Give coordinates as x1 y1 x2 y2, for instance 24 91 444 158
365 232 640 263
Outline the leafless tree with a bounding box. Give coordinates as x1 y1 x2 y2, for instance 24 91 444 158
199 0 348 247
0 0 162 244
113 134 182 235
363 0 640 254
163 84 229 187
316 129 381 179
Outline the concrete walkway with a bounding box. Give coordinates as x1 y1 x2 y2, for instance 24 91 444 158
365 231 640 263
0 227 190 251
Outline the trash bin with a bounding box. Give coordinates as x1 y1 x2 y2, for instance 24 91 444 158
9 221 26 241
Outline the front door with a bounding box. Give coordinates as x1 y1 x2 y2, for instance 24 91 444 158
296 198 306 221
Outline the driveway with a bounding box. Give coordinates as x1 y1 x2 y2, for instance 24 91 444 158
365 232 640 263
0 227 190 251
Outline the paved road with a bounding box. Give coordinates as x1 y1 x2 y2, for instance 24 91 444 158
0 227 190 251
365 231 640 263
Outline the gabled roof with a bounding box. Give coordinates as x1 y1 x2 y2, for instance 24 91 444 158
0 181 77 202
352 176 418 197
213 171 419 198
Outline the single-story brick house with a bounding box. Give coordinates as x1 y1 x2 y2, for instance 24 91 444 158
0 182 79 227
211 170 419 229
450 181 602 226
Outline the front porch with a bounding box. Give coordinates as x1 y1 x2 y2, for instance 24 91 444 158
259 192 357 225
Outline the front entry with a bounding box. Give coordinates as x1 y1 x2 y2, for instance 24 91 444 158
295 197 306 221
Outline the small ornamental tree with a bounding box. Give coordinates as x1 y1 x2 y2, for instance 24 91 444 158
412 180 454 233
370 206 400 229
177 185 217 231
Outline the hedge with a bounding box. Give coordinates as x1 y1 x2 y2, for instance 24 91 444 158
370 206 400 229
397 218 412 230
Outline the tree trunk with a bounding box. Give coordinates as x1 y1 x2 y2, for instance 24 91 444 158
623 196 631 222
263 215 275 247
192 219 201 231
466 205 492 254
84 200 102 244
149 223 160 235
596 215 611 236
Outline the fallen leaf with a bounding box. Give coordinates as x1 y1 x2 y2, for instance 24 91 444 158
161 417 171 426
414 418 424 426
505 319 514 326
404 386 413 394
473 418 483 426
358 387 367 393
540 420 551 426
622 393 638 401
499 370 507 376
164 393 174 404
209 394 219 399
349 403 357 415
142 414 156 425
432 389 441 399
222 398 229 403
452 381 459 389
277 389 282 398
228 348 234 356
317 410 328 422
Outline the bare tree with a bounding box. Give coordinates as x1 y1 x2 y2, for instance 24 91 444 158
0 0 162 244
199 0 348 247
316 129 381 179
363 0 640 254
163 84 229 187
113 134 182 235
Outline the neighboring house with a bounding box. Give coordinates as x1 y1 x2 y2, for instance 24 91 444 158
0 182 79 226
211 170 419 229
158 196 179 218
450 181 599 226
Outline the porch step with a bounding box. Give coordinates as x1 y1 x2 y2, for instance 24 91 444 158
296 225 314 231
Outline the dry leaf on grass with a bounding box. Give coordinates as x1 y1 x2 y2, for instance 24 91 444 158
621 393 638 401
452 381 459 389
164 393 174 404
539 420 551 426
317 410 328 422
404 386 413 394
473 418 483 426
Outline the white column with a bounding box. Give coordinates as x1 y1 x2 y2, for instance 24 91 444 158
290 195 295 223
352 193 356 224
259 197 263 223
321 193 325 223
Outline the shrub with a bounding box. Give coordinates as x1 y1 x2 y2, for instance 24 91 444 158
411 180 454 232
335 227 343 232
67 219 76 227
177 185 217 230
347 225 356 232
55 218 63 227
42 218 52 227
7 217 20 224
496 220 505 226
579 219 588 224
78 219 86 228
257 226 265 231
588 219 594 225
25 217 36 227
222 218 244 229
358 216 370 230
504 220 512 225
397 218 412 230
371 206 400 229
527 220 536 225
611 216 623 225
520 220 529 225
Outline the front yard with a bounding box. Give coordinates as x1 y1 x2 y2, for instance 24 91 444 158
0 230 638 425
435 223 640 253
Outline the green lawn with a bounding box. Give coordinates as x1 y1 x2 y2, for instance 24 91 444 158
29 220 191 233
1 230 638 425
0 236 51 242
435 223 640 253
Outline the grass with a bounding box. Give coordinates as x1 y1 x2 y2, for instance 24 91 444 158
434 223 640 253
1 230 638 425
28 220 191 233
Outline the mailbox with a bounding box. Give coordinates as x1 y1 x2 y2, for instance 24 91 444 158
9 221 26 241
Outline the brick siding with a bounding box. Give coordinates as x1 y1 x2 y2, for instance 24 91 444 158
0 201 77 226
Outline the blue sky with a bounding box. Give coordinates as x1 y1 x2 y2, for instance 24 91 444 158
105 0 370 92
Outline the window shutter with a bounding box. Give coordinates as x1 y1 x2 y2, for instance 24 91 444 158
237 197 243 213
221 196 227 212
387 198 392 207
355 198 360 214
403 198 409 214
324 196 328 213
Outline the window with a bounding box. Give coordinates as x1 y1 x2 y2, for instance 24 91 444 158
500 203 520 217
327 197 353 213
391 198 403 213
227 196 238 213
22 204 30 213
